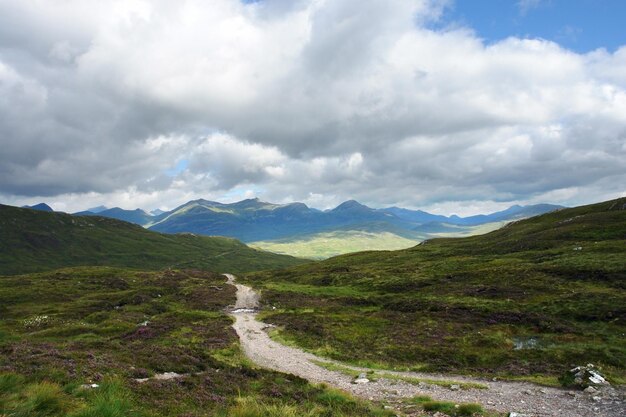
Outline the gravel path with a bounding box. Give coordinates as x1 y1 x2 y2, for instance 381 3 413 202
225 274 625 416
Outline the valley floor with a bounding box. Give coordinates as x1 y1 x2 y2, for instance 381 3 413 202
228 275 626 417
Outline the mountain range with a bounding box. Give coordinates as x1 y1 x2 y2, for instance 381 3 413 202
19 198 562 258
67 198 563 242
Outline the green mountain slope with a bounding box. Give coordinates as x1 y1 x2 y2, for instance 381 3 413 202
246 198 626 382
0 204 307 275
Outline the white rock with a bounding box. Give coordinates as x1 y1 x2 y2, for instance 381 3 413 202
589 371 607 384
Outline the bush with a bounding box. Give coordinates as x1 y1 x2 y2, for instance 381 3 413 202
457 403 484 416
423 401 457 414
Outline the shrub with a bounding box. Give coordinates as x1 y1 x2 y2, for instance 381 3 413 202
422 401 457 414
457 403 484 416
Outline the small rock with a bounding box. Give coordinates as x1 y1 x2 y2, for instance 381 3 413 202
584 386 598 394
449 384 460 391
354 373 370 384
567 391 577 397
522 389 533 395
592 396 602 402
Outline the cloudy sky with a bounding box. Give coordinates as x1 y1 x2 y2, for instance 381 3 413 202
1 0 625 216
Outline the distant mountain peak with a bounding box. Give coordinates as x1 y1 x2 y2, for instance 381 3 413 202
230 198 271 209
86 205 108 213
23 203 53 212
332 200 371 212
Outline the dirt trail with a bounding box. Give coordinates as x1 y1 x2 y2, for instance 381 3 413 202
225 274 625 417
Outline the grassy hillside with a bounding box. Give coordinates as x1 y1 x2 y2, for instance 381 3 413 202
0 267 391 417
0 204 307 275
245 198 626 383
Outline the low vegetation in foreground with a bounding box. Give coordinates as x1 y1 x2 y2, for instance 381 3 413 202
0 267 392 417
246 198 626 384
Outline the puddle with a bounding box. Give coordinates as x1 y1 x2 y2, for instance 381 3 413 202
512 337 541 350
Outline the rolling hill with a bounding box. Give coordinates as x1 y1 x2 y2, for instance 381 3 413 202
245 197 626 382
0 204 307 275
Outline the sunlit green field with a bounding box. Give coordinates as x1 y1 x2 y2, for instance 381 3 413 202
252 222 509 259
252 231 421 259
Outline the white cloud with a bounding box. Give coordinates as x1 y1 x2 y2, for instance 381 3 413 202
0 0 625 215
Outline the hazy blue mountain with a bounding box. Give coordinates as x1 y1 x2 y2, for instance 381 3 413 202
150 208 166 216
379 207 450 224
381 204 563 227
443 204 563 226
75 207 154 226
69 198 562 244
147 198 562 242
86 205 108 213
149 198 336 241
22 203 54 212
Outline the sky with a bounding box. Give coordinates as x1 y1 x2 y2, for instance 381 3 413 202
0 0 625 216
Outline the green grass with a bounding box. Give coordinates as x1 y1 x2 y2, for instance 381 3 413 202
218 391 394 417
404 396 487 416
0 204 308 276
244 198 626 383
423 401 485 416
310 360 486 390
0 266 391 417
251 223 509 259
251 230 421 259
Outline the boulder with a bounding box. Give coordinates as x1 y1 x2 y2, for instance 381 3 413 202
562 364 609 388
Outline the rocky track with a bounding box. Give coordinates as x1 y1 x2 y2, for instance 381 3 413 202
226 274 625 416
